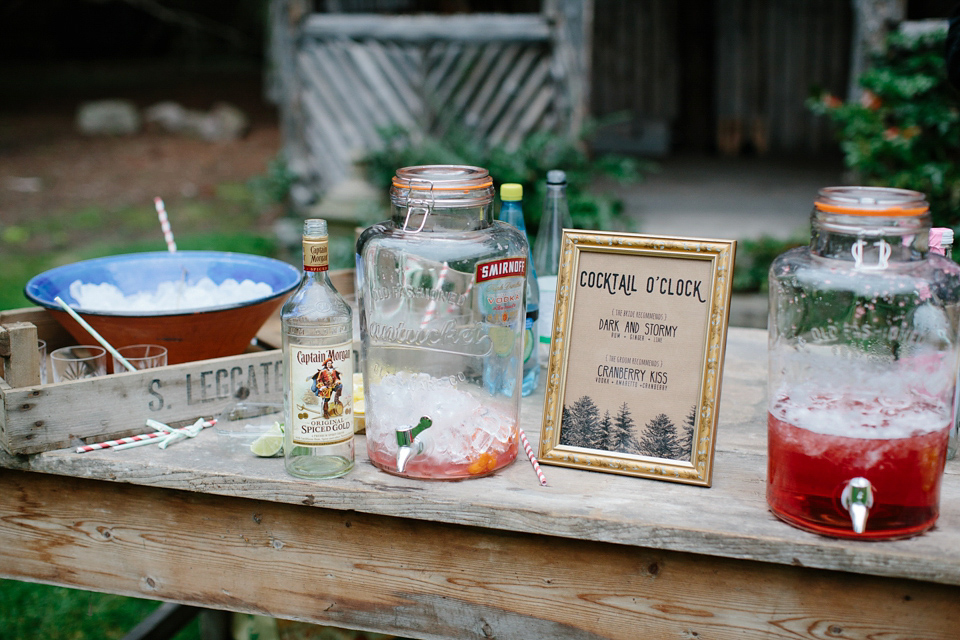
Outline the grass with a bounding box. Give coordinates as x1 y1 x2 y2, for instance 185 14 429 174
0 176 287 639
0 166 371 640
0 579 201 640
0 171 302 311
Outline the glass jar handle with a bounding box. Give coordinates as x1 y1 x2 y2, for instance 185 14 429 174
851 238 891 271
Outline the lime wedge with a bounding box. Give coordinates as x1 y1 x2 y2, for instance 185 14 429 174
489 326 515 356
250 433 283 457
523 327 535 361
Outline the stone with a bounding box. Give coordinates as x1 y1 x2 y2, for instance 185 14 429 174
198 102 249 142
143 101 190 133
76 100 141 136
143 101 249 142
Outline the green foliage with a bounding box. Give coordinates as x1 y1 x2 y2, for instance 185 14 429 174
808 27 960 228
361 125 654 237
0 579 200 640
247 157 297 207
0 157 291 311
733 234 808 293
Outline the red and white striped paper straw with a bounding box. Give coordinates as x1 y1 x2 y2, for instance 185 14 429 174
76 431 167 453
154 196 177 253
75 418 216 453
519 428 547 486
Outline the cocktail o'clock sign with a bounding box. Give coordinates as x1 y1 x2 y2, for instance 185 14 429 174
537 230 737 487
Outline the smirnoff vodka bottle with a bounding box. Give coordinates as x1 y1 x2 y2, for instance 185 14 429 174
282 219 354 478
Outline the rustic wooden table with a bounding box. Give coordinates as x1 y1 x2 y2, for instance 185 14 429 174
1 327 958 639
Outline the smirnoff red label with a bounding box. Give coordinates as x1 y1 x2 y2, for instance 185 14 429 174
476 257 526 282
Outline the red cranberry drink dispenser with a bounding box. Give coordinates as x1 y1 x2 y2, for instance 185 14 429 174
767 187 960 539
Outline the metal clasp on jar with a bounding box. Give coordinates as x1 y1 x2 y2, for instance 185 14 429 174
402 178 435 233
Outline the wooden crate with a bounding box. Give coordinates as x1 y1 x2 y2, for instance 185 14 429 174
0 307 284 455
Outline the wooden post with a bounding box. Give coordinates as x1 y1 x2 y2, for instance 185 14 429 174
544 0 595 138
848 0 906 101
0 322 41 388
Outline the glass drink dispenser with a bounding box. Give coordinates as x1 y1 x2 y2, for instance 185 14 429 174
356 165 527 479
767 187 960 539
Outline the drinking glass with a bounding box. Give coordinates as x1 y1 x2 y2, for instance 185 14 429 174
51 345 107 382
113 344 167 372
37 339 47 384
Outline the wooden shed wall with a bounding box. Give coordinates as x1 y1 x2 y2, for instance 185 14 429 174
590 0 852 156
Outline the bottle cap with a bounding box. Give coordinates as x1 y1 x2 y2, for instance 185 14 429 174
944 229 955 246
547 170 567 185
501 183 523 201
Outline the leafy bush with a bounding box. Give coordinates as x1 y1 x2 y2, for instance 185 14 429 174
247 156 297 208
361 125 654 237
808 26 960 228
733 234 808 293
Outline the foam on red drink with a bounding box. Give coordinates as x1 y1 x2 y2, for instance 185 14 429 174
767 392 949 539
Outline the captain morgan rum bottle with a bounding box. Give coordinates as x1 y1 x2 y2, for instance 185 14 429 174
282 219 354 478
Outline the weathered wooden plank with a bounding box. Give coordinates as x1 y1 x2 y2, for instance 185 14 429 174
301 47 368 153
475 46 540 136
311 42 386 150
361 40 425 126
323 41 394 148
0 322 41 389
0 347 283 455
303 119 348 192
428 44 481 120
544 0 593 135
464 43 524 133
300 91 351 188
0 307 73 350
444 43 507 129
6 328 959 589
2 469 958 640
423 41 462 96
345 39 420 130
302 13 551 43
383 40 423 92
495 58 555 148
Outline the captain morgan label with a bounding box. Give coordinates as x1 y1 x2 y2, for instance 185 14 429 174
303 235 329 272
289 343 353 445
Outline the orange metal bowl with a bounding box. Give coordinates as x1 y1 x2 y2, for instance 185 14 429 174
25 251 301 365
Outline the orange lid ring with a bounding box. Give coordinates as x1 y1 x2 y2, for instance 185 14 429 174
815 202 929 216
392 178 494 191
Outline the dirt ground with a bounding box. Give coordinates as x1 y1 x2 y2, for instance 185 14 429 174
0 65 282 227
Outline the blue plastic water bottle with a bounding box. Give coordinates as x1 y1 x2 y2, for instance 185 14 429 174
499 183 540 396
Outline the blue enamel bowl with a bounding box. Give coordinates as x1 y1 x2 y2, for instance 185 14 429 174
25 251 300 364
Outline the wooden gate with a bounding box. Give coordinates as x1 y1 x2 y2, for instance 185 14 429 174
268 1 590 201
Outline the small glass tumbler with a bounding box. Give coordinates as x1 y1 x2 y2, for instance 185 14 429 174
51 345 107 382
37 339 47 385
113 344 168 372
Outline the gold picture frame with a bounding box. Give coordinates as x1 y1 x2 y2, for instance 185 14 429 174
537 230 737 487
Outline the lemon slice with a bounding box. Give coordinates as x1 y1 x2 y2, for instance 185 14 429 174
353 373 364 403
489 326 515 356
353 372 366 434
